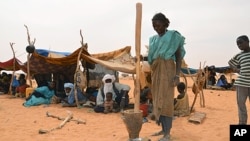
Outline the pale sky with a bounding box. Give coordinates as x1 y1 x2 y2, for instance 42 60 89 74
1 0 250 68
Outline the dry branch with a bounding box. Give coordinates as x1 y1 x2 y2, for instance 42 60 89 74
24 24 36 45
39 111 73 134
46 111 86 124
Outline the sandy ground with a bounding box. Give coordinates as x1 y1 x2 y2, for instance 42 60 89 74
0 76 249 141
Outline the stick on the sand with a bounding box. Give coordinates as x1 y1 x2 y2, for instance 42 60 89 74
39 111 73 134
46 111 86 124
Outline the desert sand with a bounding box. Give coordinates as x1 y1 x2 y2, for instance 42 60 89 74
0 76 249 141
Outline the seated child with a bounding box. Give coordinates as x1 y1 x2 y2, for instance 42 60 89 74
15 79 29 98
174 82 190 117
140 87 152 117
104 92 115 114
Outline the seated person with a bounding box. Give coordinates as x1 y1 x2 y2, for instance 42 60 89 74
15 79 29 98
94 74 131 113
207 66 217 85
85 86 99 102
174 82 190 117
140 86 153 114
23 81 55 107
0 72 10 94
104 92 115 114
61 83 87 107
216 74 232 89
11 75 19 95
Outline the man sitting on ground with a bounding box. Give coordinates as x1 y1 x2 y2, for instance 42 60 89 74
94 74 131 113
216 74 232 89
61 83 88 107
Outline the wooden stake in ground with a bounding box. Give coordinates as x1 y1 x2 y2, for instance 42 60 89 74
38 111 73 134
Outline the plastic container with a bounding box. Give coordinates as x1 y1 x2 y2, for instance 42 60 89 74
25 87 35 98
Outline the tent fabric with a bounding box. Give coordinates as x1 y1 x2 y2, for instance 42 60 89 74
205 65 236 74
0 46 236 75
31 47 94 66
181 68 198 75
0 46 134 74
14 47 90 75
84 46 136 74
33 46 135 74
0 58 23 71
23 55 77 74
214 66 235 74
35 49 71 57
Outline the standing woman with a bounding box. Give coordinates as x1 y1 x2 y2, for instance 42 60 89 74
148 13 186 141
228 35 250 125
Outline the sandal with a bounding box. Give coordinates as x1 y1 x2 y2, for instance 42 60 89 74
151 130 164 136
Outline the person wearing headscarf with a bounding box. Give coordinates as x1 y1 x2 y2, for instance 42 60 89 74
148 12 186 141
23 81 56 107
94 74 131 113
61 82 87 106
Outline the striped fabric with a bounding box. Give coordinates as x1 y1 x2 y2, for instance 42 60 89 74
228 52 250 87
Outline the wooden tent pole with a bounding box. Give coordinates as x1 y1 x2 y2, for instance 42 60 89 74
134 3 142 112
8 43 16 95
27 53 32 87
74 47 83 107
73 30 86 108
24 25 36 88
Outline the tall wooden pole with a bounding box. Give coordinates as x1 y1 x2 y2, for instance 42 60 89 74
134 3 142 112
122 3 143 140
9 43 16 95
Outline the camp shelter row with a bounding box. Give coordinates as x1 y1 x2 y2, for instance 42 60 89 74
0 45 236 92
0 46 136 89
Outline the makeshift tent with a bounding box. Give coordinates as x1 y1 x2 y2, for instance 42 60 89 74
206 65 236 74
0 46 135 88
0 58 23 71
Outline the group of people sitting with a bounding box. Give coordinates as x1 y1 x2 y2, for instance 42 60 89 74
22 73 190 117
12 74 30 97
207 67 235 90
0 72 29 97
23 74 131 113
216 74 235 90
